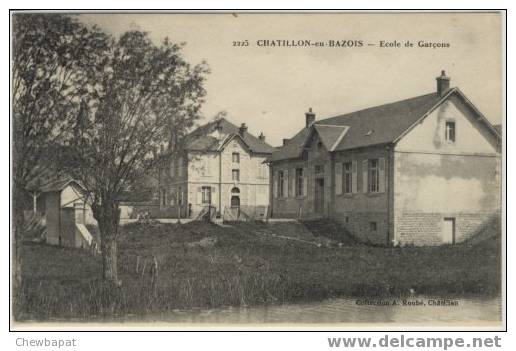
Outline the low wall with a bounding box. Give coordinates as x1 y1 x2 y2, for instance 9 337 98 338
119 203 186 219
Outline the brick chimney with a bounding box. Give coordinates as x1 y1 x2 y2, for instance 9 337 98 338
283 138 289 146
436 70 450 97
305 108 316 128
214 120 223 139
258 132 265 142
239 123 248 136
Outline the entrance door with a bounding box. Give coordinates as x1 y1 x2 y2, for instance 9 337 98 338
314 178 325 214
442 218 456 244
231 195 240 209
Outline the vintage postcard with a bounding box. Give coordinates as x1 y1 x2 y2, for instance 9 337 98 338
10 10 505 330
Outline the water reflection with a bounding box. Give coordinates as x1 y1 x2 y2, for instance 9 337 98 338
131 296 502 325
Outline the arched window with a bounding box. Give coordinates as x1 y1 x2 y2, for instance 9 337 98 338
231 187 240 194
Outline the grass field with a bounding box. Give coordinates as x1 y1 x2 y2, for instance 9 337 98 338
14 218 501 321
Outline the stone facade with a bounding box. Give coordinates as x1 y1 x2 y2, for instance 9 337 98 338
272 132 331 219
270 73 501 246
394 212 496 246
272 142 393 245
392 94 502 245
332 145 392 245
159 120 273 218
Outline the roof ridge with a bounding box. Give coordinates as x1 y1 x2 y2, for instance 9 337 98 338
270 90 444 162
314 123 349 128
185 116 275 153
318 91 437 124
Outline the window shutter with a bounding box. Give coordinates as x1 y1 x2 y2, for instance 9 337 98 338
211 186 216 204
352 161 358 193
335 163 343 195
362 160 368 193
273 172 278 198
291 169 296 197
284 170 289 197
170 159 175 176
170 187 175 205
303 168 308 197
197 187 202 204
379 157 386 193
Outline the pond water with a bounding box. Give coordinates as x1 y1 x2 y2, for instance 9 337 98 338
125 296 503 326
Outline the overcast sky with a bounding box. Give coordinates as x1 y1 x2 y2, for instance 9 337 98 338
79 12 503 147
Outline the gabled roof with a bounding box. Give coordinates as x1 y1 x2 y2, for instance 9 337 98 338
270 88 500 162
312 124 350 151
27 177 83 193
269 128 311 162
184 118 275 154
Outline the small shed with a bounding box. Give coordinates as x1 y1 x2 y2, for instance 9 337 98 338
29 179 96 249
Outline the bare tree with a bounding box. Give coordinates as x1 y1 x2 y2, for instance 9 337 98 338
11 14 106 290
64 31 208 285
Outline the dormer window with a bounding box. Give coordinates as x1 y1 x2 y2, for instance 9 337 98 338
445 121 456 142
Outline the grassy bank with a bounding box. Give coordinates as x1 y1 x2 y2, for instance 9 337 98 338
14 219 501 321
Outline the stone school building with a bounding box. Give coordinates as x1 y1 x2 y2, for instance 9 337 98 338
158 118 275 219
269 71 502 246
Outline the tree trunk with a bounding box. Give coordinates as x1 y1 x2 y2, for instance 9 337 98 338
93 198 121 286
101 234 118 284
12 184 25 293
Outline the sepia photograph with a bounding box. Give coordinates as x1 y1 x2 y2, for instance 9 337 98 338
10 10 505 330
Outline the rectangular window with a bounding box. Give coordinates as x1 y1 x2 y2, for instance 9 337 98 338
343 162 352 194
232 169 240 181
170 187 176 205
278 170 285 197
170 159 175 177
177 157 183 176
295 168 304 196
160 188 167 206
370 159 379 193
178 186 183 205
232 152 240 163
370 222 377 231
315 165 324 175
445 121 456 142
260 164 268 179
201 186 211 204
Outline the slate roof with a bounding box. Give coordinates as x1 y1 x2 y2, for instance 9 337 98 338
184 118 275 154
270 88 499 162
